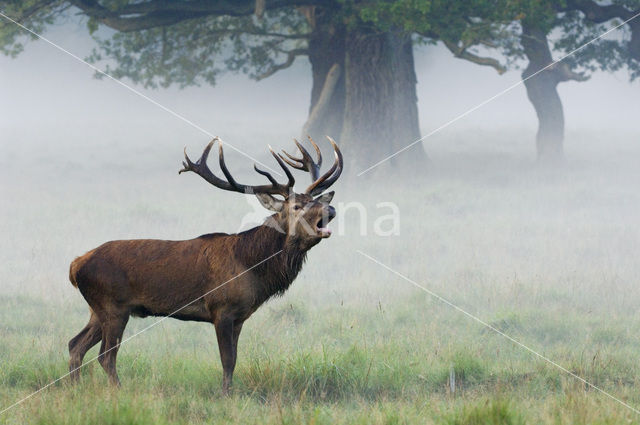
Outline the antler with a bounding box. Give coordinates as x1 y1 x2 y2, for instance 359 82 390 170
279 136 322 181
179 137 295 197
305 136 343 196
280 136 343 196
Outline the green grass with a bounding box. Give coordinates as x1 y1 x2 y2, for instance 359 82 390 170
3 132 640 423
2 291 640 424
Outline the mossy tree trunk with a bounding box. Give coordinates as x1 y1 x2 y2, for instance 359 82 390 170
305 13 426 172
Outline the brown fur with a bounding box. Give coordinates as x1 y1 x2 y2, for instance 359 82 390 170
67 194 336 393
68 248 95 288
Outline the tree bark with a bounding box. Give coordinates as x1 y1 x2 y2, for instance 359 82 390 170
305 13 425 172
304 9 346 141
521 24 565 163
302 63 342 137
340 27 425 169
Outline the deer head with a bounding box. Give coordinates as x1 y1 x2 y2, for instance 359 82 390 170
179 136 343 247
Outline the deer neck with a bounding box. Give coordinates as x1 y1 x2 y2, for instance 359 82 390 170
235 221 310 298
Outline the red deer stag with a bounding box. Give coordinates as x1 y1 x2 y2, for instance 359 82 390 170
68 136 342 394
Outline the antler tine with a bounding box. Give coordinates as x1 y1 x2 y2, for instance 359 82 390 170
217 141 238 189
307 135 322 169
179 140 212 174
278 138 321 181
269 145 295 189
253 164 279 186
179 139 237 191
305 136 343 196
279 145 305 170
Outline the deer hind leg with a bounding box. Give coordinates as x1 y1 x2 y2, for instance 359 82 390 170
97 311 129 386
69 311 102 381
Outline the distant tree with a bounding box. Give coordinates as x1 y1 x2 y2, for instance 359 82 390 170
519 1 640 162
437 0 640 162
0 1 531 170
0 1 433 168
3 1 635 167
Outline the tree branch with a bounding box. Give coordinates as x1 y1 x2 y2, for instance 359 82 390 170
552 62 590 82
568 0 640 61
443 40 506 74
567 0 635 23
302 62 340 136
69 0 207 31
184 26 310 41
222 28 309 39
69 0 326 32
6 0 59 22
255 48 307 80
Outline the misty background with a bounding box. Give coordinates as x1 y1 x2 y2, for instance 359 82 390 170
1 20 638 157
2 9 640 424
1 16 639 299
0 14 638 301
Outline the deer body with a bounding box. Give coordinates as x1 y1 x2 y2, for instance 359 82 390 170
71 226 303 322
68 137 342 393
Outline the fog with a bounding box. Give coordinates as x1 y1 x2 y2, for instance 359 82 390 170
2 15 639 315
1 15 640 423
1 21 638 152
2 12 640 322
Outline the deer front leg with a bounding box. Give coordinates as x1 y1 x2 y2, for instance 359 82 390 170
214 316 236 395
232 320 244 364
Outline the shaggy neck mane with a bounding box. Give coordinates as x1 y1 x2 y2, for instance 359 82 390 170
234 218 309 300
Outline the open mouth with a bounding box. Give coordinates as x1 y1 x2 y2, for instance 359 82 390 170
315 215 334 238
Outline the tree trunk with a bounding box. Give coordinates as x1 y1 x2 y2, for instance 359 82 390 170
304 9 346 142
341 27 425 170
521 24 565 163
305 13 425 172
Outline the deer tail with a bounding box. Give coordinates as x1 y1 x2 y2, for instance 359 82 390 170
69 250 95 288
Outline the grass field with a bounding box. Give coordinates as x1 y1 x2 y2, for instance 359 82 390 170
2 130 640 424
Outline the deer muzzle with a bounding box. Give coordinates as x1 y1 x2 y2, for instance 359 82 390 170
316 206 336 238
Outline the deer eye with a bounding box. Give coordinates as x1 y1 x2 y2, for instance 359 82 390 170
293 205 302 211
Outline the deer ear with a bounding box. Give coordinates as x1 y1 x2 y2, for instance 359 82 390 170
255 193 284 212
314 191 335 204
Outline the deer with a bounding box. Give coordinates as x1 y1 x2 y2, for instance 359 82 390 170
67 136 343 394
